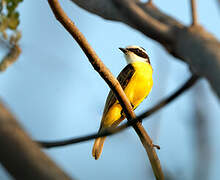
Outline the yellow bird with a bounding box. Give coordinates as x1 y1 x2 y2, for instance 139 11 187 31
92 45 153 160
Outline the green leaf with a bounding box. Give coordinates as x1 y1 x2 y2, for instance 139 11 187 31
7 11 20 30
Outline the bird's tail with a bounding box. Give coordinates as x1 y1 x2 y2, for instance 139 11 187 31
92 136 106 160
92 116 125 160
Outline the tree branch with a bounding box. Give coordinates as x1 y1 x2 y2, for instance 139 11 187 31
38 75 199 147
48 0 164 179
190 0 198 26
70 0 220 99
148 0 153 4
0 100 71 179
112 0 173 46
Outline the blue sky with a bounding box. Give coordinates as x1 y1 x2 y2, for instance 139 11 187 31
0 1 219 179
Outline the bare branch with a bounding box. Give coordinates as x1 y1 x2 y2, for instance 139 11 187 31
190 0 198 26
71 0 220 98
38 75 199 147
112 0 173 45
47 0 164 179
0 100 71 179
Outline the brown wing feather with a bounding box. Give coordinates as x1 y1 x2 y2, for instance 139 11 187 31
102 64 135 117
93 64 135 160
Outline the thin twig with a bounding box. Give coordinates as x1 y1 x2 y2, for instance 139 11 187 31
38 74 199 146
48 0 164 179
190 0 198 26
139 75 199 118
147 0 153 5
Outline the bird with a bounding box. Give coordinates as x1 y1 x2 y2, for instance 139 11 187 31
92 45 153 160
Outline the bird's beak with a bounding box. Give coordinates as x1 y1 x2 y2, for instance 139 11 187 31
119 47 127 54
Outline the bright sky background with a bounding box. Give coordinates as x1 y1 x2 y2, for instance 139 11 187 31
0 0 219 180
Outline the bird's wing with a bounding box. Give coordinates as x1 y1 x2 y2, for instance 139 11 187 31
102 64 135 117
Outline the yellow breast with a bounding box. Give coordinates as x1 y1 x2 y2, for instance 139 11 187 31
103 61 153 127
124 61 153 109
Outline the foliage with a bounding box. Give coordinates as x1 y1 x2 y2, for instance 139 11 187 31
0 0 23 72
0 0 23 32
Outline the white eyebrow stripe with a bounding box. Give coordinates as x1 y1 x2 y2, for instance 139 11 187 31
126 48 149 59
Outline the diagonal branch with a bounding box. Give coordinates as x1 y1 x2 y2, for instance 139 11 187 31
48 0 164 179
38 75 199 147
111 0 173 46
0 100 71 179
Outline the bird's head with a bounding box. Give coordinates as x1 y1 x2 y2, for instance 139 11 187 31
119 45 150 64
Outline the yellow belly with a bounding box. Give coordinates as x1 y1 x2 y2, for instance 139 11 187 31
103 61 153 127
